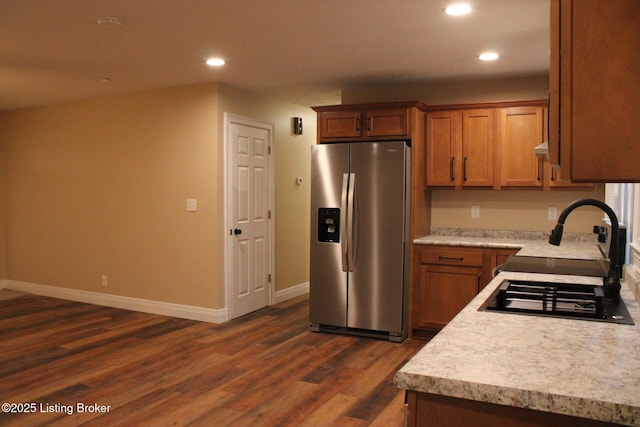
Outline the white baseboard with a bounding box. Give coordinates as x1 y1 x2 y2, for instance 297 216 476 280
274 281 309 304
2 280 227 323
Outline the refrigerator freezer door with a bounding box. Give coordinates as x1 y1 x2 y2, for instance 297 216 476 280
348 142 409 334
310 144 350 327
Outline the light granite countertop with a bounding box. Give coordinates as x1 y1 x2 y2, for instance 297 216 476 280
413 227 605 260
395 268 640 425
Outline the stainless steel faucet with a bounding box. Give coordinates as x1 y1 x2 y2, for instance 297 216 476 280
549 198 621 304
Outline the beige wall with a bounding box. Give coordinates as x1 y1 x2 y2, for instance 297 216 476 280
342 75 606 234
0 82 316 309
430 188 605 233
341 75 550 105
0 134 6 280
0 84 223 307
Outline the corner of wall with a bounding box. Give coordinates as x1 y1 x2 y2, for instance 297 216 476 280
0 116 7 281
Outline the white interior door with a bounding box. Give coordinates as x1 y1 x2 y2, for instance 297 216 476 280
228 117 272 319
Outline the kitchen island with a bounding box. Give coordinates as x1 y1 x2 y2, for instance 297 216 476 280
395 264 640 426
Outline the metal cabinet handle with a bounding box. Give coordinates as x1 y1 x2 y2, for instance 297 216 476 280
439 256 464 262
537 157 542 181
463 157 468 182
450 157 455 182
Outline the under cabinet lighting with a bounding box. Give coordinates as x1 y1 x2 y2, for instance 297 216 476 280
445 3 471 16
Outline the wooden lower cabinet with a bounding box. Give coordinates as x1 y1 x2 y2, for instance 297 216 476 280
416 264 480 330
481 247 519 288
411 245 518 338
406 391 619 427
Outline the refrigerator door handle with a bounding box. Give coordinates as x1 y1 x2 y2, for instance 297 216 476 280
346 173 356 272
340 173 349 272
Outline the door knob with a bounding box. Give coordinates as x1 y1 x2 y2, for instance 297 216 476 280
233 228 242 235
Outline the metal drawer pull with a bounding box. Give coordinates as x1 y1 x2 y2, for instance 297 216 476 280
438 256 464 262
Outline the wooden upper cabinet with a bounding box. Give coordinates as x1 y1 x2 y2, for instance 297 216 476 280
366 108 409 137
426 111 461 187
313 102 427 142
549 0 640 182
543 107 594 190
425 109 494 188
318 110 363 139
499 106 544 188
462 109 494 187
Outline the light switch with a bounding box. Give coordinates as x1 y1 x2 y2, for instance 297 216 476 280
186 198 197 212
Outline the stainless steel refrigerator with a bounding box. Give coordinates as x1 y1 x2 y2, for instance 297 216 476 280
309 141 410 342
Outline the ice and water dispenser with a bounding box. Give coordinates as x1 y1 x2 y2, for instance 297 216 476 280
317 208 340 242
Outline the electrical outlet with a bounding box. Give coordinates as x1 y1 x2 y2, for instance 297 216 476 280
471 205 480 219
186 198 197 212
101 275 108 287
548 207 558 221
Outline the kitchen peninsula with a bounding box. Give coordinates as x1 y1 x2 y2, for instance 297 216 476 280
396 236 640 426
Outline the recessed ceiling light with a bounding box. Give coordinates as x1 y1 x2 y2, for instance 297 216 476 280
97 16 123 29
206 58 226 67
445 3 471 16
479 52 499 61
96 77 112 84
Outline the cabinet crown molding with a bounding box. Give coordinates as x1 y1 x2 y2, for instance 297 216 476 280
427 99 547 112
312 100 428 113
312 99 547 113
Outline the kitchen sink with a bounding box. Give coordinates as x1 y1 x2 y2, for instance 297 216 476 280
479 279 634 325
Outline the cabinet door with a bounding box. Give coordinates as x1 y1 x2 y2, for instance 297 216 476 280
318 110 362 140
462 109 494 187
550 0 640 182
365 108 409 137
416 264 480 330
499 107 543 187
544 99 594 189
426 111 462 187
544 163 594 189
481 248 519 288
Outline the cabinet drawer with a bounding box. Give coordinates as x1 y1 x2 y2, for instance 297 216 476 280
420 246 483 267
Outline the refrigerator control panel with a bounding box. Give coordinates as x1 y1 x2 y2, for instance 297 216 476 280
317 208 340 242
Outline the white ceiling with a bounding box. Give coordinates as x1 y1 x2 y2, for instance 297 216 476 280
0 0 549 111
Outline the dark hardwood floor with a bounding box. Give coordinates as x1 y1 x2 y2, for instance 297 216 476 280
0 293 424 426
